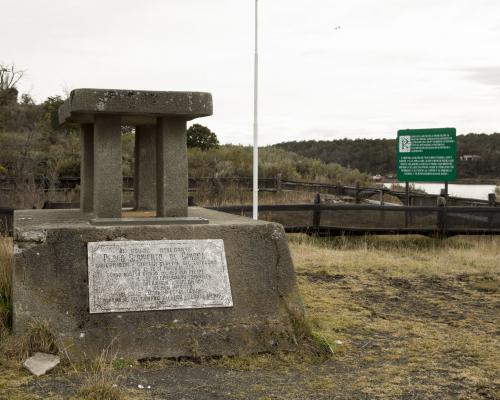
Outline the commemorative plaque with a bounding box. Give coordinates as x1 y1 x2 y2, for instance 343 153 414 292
87 239 233 313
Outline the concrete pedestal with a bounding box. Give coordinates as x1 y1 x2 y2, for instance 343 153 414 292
13 208 304 360
59 89 213 219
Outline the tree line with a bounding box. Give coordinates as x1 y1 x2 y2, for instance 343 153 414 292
274 134 500 180
0 63 371 208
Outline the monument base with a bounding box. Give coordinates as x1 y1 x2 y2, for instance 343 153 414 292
13 208 304 360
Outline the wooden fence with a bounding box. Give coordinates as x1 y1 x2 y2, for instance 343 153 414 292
1 175 498 236
2 201 499 237
1 175 497 207
210 201 500 236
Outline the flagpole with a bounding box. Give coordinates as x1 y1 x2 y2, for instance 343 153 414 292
252 0 259 220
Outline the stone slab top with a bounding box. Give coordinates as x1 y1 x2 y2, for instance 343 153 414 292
89 217 209 226
58 88 213 126
13 207 269 233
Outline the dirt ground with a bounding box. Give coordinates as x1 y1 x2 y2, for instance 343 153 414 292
1 234 499 399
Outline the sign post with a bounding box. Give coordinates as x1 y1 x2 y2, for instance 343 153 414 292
405 181 410 227
252 0 259 220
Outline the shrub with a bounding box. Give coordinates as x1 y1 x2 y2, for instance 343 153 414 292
188 145 372 185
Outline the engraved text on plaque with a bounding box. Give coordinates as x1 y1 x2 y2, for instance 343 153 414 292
87 239 233 313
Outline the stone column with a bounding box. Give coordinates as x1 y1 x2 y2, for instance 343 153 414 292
134 125 157 211
93 115 122 218
80 124 94 213
156 117 188 217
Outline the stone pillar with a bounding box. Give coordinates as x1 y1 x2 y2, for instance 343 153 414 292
93 115 122 218
80 124 94 213
156 117 188 217
134 125 157 211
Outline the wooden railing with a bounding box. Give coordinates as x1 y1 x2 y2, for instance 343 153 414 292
209 201 500 237
1 175 497 207
2 175 498 236
2 201 499 237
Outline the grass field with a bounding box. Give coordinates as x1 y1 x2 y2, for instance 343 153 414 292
0 234 499 399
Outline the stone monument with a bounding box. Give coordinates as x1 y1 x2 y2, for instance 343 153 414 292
12 88 304 360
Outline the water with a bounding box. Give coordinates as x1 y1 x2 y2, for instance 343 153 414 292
383 183 497 200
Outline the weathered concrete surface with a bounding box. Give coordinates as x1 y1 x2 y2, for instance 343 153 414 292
93 114 122 218
80 124 94 213
13 208 304 360
58 89 213 126
134 125 156 211
89 217 208 226
58 89 212 218
23 353 60 377
157 117 188 217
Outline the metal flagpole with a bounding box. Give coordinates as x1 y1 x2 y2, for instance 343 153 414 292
252 0 259 220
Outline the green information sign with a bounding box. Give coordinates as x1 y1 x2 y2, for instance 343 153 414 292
397 128 456 182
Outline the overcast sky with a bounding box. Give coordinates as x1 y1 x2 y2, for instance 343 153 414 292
2 0 500 145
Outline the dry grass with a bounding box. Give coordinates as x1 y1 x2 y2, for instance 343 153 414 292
0 235 12 338
1 320 58 365
192 184 318 207
76 348 124 400
289 234 500 399
0 186 80 209
289 234 499 277
0 233 498 399
20 320 58 358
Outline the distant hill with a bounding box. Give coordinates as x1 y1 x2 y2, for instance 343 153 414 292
273 133 500 180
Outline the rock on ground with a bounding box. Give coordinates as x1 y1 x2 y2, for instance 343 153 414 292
23 353 60 377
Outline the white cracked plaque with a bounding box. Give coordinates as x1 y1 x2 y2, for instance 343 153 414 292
87 239 233 313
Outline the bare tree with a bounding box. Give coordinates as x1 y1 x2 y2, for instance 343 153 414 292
0 63 24 91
